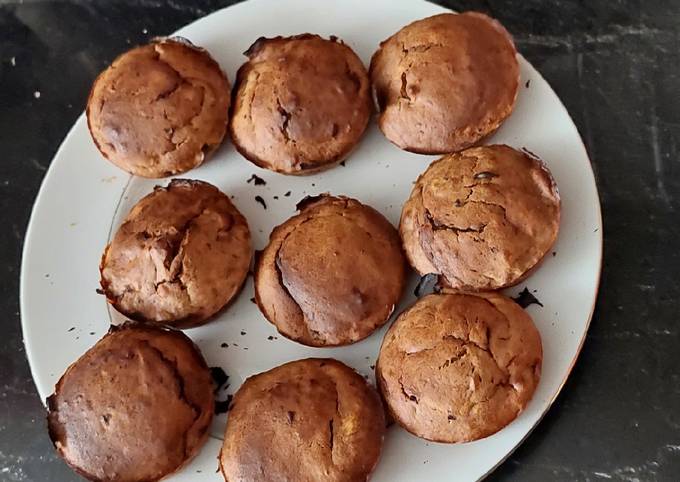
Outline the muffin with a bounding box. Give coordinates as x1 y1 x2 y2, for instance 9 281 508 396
230 34 372 174
220 358 385 482
100 179 252 327
87 37 231 178
400 145 560 291
47 323 214 481
376 292 542 443
370 12 519 154
255 194 406 346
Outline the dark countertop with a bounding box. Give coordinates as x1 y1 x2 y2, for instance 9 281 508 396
1 0 678 480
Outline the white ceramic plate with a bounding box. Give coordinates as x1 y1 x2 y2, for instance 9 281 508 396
20 0 602 480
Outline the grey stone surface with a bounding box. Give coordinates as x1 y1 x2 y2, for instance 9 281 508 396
1 0 678 480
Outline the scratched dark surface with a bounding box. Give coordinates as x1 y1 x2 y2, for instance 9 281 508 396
1 0 679 480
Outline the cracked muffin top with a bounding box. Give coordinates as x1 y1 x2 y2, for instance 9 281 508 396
230 34 372 174
220 358 385 482
87 38 231 178
47 323 214 481
100 179 252 328
376 292 542 443
400 145 560 291
370 12 519 154
254 194 406 346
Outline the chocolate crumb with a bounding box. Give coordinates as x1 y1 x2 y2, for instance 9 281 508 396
215 395 233 415
247 174 266 186
512 287 544 308
473 171 498 180
525 79 531 88
414 273 441 298
521 146 540 159
210 367 229 393
296 194 327 211
284 191 291 197
255 195 267 209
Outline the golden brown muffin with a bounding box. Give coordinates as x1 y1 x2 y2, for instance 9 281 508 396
100 179 252 328
220 358 385 482
87 37 231 178
370 12 519 154
255 195 406 346
230 34 372 174
47 323 214 482
376 292 542 443
400 145 560 291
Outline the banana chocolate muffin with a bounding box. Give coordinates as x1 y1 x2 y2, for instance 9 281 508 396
220 358 385 482
87 37 231 178
230 34 372 174
255 194 406 346
100 179 252 328
376 292 542 443
370 12 519 154
400 145 560 291
47 323 214 481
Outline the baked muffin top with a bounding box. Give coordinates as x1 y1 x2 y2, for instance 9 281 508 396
255 195 406 346
370 12 519 154
47 323 214 481
87 38 231 178
100 179 252 327
220 358 385 482
400 145 560 291
230 34 372 174
377 292 542 443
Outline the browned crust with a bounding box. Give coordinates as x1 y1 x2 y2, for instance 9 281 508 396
86 37 231 178
254 194 407 347
47 322 214 482
399 145 560 291
376 292 542 443
229 34 372 175
219 358 386 482
369 12 519 154
99 179 252 327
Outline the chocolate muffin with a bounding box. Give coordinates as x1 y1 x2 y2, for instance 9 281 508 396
400 145 560 291
255 195 406 346
230 34 372 174
376 292 542 443
220 358 385 482
100 179 252 327
87 37 231 178
370 12 519 154
47 323 214 481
